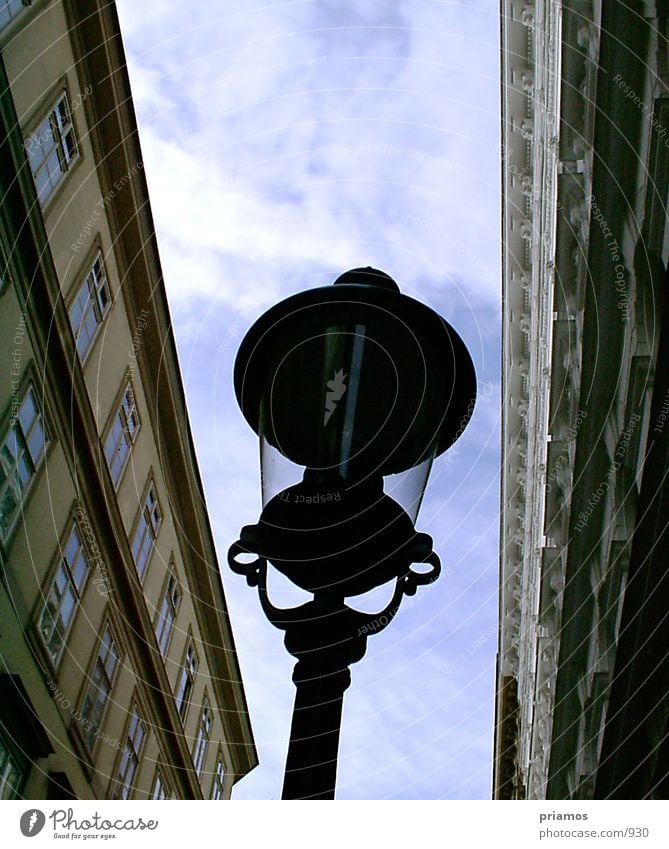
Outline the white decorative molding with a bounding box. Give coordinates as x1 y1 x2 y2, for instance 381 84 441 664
520 120 534 141
520 6 535 28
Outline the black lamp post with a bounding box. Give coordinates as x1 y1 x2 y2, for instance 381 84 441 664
228 267 476 799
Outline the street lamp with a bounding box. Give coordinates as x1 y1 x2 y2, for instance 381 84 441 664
228 267 476 799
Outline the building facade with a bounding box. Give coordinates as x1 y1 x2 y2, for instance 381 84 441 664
0 0 257 799
496 0 669 799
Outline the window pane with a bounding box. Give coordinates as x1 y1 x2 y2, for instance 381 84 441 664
0 483 18 538
81 684 108 750
211 754 225 799
64 526 80 564
1 430 18 464
104 416 124 460
193 732 206 774
97 280 110 312
39 599 57 640
109 441 128 484
0 387 47 540
69 288 86 329
105 416 128 485
33 162 52 203
145 488 160 533
151 772 169 800
17 390 37 435
156 592 174 654
101 638 119 680
40 527 91 664
0 0 27 32
193 703 211 776
105 385 139 485
132 486 160 578
26 418 45 466
26 117 54 171
59 585 76 628
133 523 152 577
65 526 89 592
156 574 180 656
56 97 70 129
129 710 144 751
80 628 118 749
43 148 64 193
175 668 192 717
16 451 32 487
0 741 22 800
0 385 48 530
62 129 77 163
131 521 145 561
111 707 144 800
123 410 135 435
169 575 181 606
77 308 99 358
70 256 110 359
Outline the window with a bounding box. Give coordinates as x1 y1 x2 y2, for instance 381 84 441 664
192 699 212 777
155 566 181 655
79 626 119 751
151 769 170 800
0 384 47 541
0 0 32 33
0 731 24 799
104 383 139 486
174 642 197 720
25 91 78 205
130 481 161 579
69 252 111 359
38 522 90 665
110 705 145 800
210 750 226 800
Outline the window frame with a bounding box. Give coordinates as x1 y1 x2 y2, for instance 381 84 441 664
0 0 35 42
68 247 112 362
174 638 198 722
103 378 140 489
24 87 80 207
36 514 92 669
0 726 27 800
130 477 162 581
109 701 145 800
0 378 49 545
78 623 121 754
154 558 182 656
150 767 171 800
210 748 226 800
192 696 212 778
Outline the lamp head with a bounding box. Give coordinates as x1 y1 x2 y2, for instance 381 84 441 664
232 269 476 597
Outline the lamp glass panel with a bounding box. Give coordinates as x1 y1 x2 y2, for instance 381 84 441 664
258 315 443 482
260 408 437 523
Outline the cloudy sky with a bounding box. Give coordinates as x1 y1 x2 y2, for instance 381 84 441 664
115 0 501 800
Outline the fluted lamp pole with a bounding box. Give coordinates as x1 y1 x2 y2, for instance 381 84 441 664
228 268 476 799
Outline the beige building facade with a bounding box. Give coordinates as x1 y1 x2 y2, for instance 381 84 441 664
0 0 256 799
